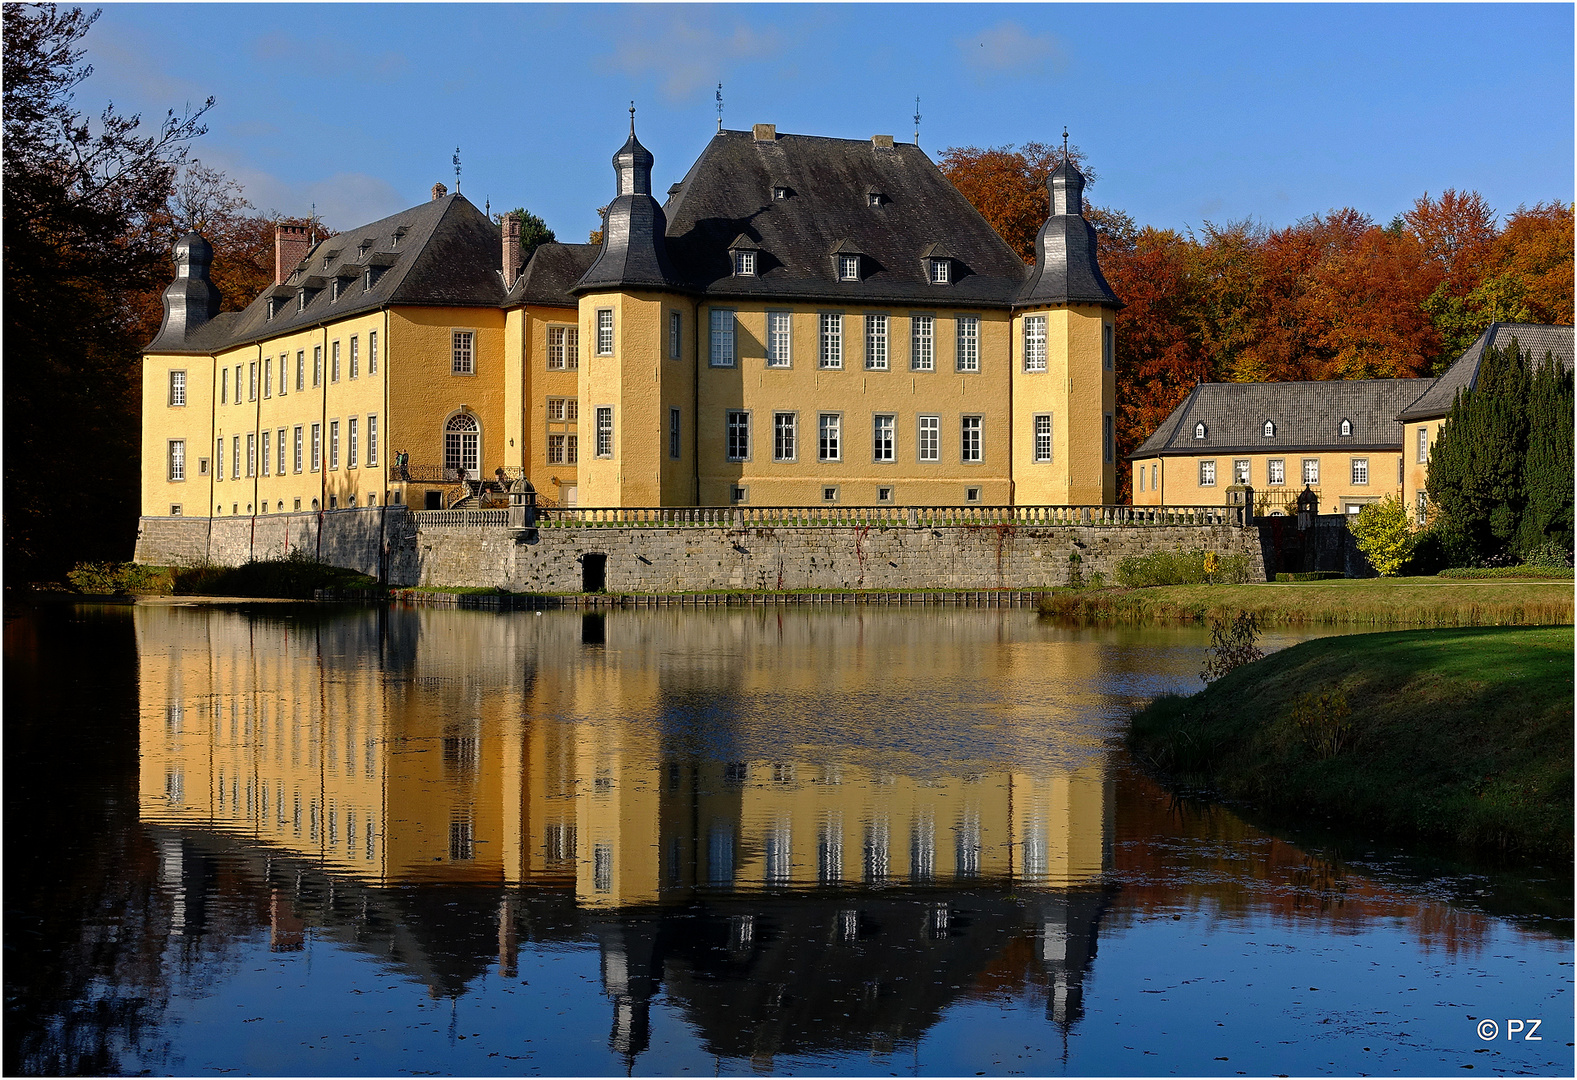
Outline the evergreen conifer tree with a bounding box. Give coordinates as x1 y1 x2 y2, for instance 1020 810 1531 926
1517 351 1576 561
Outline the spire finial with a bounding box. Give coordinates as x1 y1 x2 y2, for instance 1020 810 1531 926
716 83 724 133
913 96 922 146
1062 127 1069 163
629 100 636 135
453 146 461 192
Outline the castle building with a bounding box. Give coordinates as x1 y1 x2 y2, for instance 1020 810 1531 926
140 118 1121 522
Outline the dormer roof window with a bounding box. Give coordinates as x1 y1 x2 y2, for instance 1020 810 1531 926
733 249 756 276
838 253 860 281
322 249 340 269
1339 418 1353 437
330 278 341 302
772 186 789 201
1193 422 1207 439
920 243 954 285
391 226 408 249
297 289 308 312
866 187 884 208
1263 420 1276 437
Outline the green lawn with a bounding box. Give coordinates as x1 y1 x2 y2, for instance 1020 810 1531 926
1128 625 1575 861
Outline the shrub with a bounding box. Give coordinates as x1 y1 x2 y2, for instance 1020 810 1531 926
1437 565 1575 580
1348 496 1416 576
173 551 381 599
1200 611 1263 683
1274 571 1344 582
67 561 168 594
1117 548 1253 587
1288 686 1354 759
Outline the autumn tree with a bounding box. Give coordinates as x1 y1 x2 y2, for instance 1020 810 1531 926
938 142 1094 262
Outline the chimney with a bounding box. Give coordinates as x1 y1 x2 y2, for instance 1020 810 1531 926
871 134 895 149
753 123 776 143
274 223 311 286
502 216 521 290
431 182 448 201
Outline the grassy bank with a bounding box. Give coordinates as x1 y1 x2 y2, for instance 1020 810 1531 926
1128 626 1574 861
1039 577 1574 626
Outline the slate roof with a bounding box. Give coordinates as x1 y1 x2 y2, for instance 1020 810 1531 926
506 243 601 308
1017 160 1122 307
658 130 1034 307
1397 322 1575 421
1131 378 1430 458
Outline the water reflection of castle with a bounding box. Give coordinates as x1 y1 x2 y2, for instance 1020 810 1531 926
136 605 1118 1059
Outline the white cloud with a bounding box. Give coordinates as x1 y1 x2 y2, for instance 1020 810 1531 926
959 22 1068 80
602 13 790 100
190 148 405 228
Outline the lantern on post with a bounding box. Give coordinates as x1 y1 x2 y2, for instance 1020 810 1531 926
1295 485 1319 531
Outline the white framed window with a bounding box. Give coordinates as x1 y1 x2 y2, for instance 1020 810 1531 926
910 314 934 371
349 336 359 379
170 504 182 516
1268 458 1285 485
1263 420 1276 437
547 325 579 370
276 355 287 397
215 438 224 480
733 249 756 276
965 487 981 503
1103 323 1114 370
331 342 341 383
1303 458 1320 485
311 424 321 472
730 485 748 505
1233 458 1250 484
167 439 185 481
961 416 982 462
261 430 271 476
1193 422 1207 439
864 314 888 370
546 433 569 465
1024 315 1047 372
368 331 378 375
819 313 842 369
595 406 613 457
726 410 750 461
669 311 682 359
818 413 841 462
295 351 304 392
248 362 258 400
768 311 792 367
328 421 340 470
773 412 797 461
822 485 839 503
1417 427 1429 463
837 253 860 281
1351 457 1368 485
928 258 950 285
872 414 895 462
313 346 323 388
1199 460 1216 486
956 315 979 372
263 359 271 398
595 309 614 355
451 331 474 374
669 407 681 459
1416 490 1428 523
220 368 228 404
293 426 304 474
197 457 208 477
246 433 257 477
1138 465 1146 492
367 416 377 467
709 308 736 367
918 415 940 462
1339 418 1353 437
1033 414 1052 462
1105 414 1115 463
348 417 359 469
234 364 242 402
169 370 186 407
232 435 241 479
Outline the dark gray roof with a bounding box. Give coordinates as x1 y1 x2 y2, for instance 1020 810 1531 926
574 129 676 292
506 242 600 308
146 232 222 352
1131 378 1430 458
659 130 1032 307
1397 323 1575 421
1017 160 1121 308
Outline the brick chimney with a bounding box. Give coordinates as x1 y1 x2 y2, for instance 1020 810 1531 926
274 223 311 285
753 123 776 142
431 182 448 201
502 216 521 290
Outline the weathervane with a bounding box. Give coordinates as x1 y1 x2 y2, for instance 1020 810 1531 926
913 96 922 146
716 83 724 132
309 202 318 245
629 100 636 134
1062 126 1069 163
453 147 461 192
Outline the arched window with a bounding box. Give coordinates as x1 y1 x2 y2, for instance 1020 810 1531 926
1339 418 1353 437
445 412 480 480
1263 420 1276 437
1193 422 1207 439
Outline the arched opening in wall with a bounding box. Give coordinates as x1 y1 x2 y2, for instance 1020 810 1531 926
582 552 607 593
444 412 480 480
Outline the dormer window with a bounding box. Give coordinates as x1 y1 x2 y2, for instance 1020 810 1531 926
364 268 376 292
1263 420 1276 437
1339 418 1353 437
838 254 860 281
929 258 951 285
866 191 883 208
358 238 373 255
1193 422 1207 439
297 290 308 312
330 278 341 302
391 226 408 249
733 249 756 276
266 298 278 321
772 186 789 201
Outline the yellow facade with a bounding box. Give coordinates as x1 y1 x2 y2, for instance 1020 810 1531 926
1130 449 1407 515
506 304 583 506
1401 419 1446 524
1010 304 1117 506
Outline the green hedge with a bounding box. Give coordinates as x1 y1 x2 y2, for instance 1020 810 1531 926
1274 571 1345 582
1115 549 1254 587
1437 566 1575 580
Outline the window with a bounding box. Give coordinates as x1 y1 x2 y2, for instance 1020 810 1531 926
1416 490 1428 523
293 426 303 473
328 421 340 470
348 418 359 469
873 414 895 462
956 316 979 372
767 311 791 367
961 416 982 462
1199 460 1216 486
313 346 322 387
451 331 473 374
263 359 272 398
1138 465 1145 492
261 431 270 476
864 314 888 370
167 440 185 481
331 342 340 382
215 438 224 480
1351 457 1368 485
248 362 258 400
966 487 982 503
773 412 796 461
1233 458 1250 484
232 435 241 479
349 336 359 379
822 485 839 503
368 332 378 375
547 325 579 370
235 364 243 402
170 504 182 516
910 314 934 371
1268 458 1285 485
246 433 256 477
367 416 377 467
1339 418 1353 437
1417 427 1429 463
837 254 860 281
669 407 681 459
818 413 841 462
1398 456 1404 485
726 411 750 461
1103 324 1114 371
168 370 186 407
669 311 682 359
819 313 842 369
595 309 614 355
330 278 341 303
595 407 613 457
1263 420 1276 437
877 486 893 503
733 249 756 276
709 309 736 367
1024 315 1047 372
1152 463 1158 491
918 415 940 462
546 434 571 465
296 351 305 392
1303 458 1320 485
1033 414 1052 462
773 186 789 200
929 258 950 284
730 485 748 504
220 368 228 404
1105 414 1115 463
1194 422 1208 439
276 355 287 397
198 457 208 477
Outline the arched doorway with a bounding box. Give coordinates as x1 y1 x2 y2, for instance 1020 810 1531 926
444 413 480 480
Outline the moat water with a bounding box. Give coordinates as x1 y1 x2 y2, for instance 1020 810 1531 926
5 603 1571 1076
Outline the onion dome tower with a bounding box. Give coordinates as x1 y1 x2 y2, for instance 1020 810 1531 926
1017 156 1120 308
576 106 676 291
148 231 222 348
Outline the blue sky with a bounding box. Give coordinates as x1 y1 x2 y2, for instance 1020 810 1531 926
90 4 1572 241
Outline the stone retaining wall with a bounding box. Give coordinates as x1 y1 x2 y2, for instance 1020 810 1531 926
135 507 397 578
